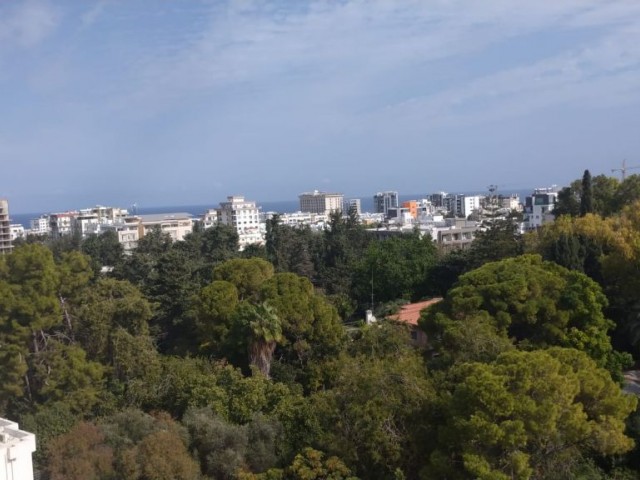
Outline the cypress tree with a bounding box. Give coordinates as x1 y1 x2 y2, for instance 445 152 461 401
580 169 593 216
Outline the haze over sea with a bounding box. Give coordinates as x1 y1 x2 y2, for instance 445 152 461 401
9 190 535 229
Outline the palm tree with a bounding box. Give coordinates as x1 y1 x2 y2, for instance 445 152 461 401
247 302 282 378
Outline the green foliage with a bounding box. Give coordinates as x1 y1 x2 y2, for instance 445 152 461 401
428 219 523 295
353 231 437 305
214 257 275 300
422 255 621 370
311 351 435 479
82 230 124 271
183 408 284 478
266 216 316 279
192 279 240 349
581 169 594 216
427 348 637 480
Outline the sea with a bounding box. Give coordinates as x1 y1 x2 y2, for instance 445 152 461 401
9 190 535 229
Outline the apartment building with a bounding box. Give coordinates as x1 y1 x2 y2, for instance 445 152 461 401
299 190 344 215
217 195 265 249
49 212 77 237
374 191 399 217
9 224 24 241
0 199 12 255
524 187 558 230
30 216 50 235
344 198 361 216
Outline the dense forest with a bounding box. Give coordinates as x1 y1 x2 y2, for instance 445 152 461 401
5 172 640 479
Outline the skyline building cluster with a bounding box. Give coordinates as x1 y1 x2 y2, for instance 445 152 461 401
0 185 556 256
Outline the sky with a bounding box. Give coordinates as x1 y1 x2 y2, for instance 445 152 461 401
1 0 640 214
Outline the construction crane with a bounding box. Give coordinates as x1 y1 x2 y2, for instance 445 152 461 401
612 159 640 181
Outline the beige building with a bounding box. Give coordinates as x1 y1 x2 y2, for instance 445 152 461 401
105 212 193 254
299 190 344 215
0 199 13 255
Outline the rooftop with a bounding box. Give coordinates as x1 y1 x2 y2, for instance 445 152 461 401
388 298 443 326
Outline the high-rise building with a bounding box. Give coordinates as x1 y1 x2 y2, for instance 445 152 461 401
299 190 344 215
217 195 264 249
374 191 399 217
0 199 13 255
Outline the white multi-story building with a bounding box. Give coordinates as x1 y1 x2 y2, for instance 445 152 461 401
344 198 361 216
49 212 77 237
201 209 219 229
9 225 24 241
0 199 12 255
29 216 50 235
524 187 558 230
374 191 399 217
217 196 265 249
73 213 101 237
456 195 482 218
299 191 344 215
0 417 36 480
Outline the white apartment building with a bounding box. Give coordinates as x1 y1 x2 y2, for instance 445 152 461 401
374 191 399 217
49 212 77 237
9 225 24 241
345 198 361 216
299 191 344 215
0 418 36 480
0 199 12 255
217 196 265 249
524 187 558 230
266 211 329 229
29 216 50 235
457 195 482 218
201 209 219 229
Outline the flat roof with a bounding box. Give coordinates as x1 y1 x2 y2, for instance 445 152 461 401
137 212 193 223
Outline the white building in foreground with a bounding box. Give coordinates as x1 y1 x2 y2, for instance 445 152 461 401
0 418 36 480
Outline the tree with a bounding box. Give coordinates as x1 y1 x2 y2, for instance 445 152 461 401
311 351 435 479
581 169 594 216
214 258 275 300
421 255 626 371
47 422 114 480
352 231 437 305
82 230 124 271
259 273 345 372
192 280 240 350
427 348 637 480
246 303 283 378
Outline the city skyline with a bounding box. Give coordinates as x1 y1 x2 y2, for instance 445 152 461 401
2 1 640 213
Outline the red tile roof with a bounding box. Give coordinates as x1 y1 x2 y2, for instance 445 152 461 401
389 298 443 326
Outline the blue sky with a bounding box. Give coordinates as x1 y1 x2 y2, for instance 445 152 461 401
2 0 640 213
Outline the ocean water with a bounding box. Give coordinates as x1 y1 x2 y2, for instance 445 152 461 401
9 190 533 228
